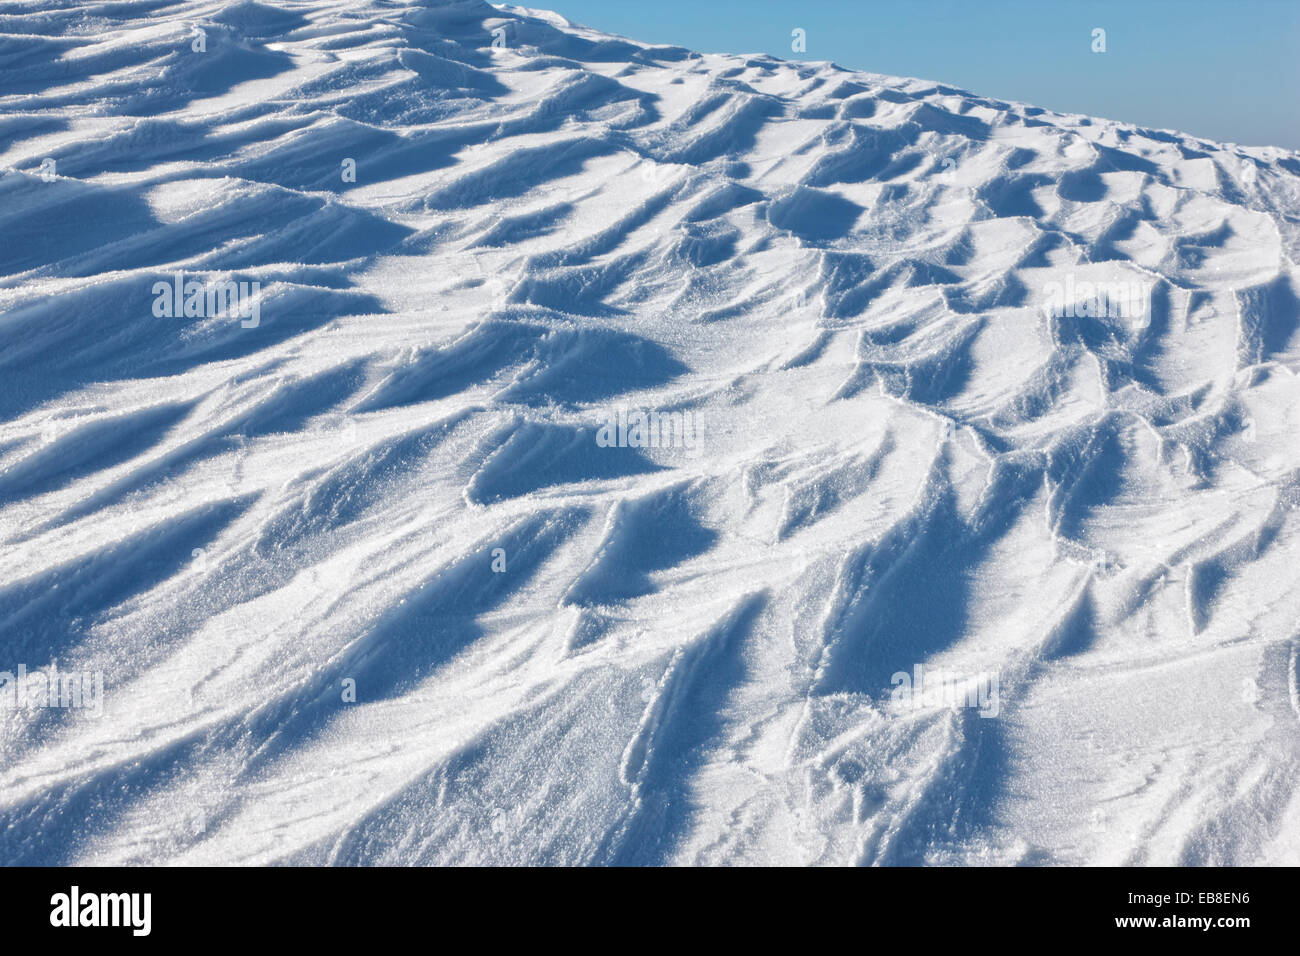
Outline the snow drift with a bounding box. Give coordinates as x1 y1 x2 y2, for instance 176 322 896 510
1 0 1299 865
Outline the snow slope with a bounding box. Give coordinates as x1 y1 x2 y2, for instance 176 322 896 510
2 0 1299 865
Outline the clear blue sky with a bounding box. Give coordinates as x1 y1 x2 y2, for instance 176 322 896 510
539 0 1300 151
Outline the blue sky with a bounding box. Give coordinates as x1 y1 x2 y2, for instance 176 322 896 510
541 0 1300 150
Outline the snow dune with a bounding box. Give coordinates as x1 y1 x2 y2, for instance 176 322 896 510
1 0 1299 865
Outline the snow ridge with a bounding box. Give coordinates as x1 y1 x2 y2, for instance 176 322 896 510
1 0 1299 865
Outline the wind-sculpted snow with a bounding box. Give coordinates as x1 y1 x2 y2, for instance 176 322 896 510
1 0 1299 866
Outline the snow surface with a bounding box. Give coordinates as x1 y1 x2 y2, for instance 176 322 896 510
2 0 1299 866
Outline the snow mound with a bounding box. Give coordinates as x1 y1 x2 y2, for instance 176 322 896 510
2 0 1299 865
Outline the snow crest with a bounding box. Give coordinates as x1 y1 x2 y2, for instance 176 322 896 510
2 0 1299 865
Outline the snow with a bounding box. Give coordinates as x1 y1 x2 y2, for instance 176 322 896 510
1 0 1298 866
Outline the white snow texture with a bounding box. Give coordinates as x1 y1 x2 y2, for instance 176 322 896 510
1 0 1299 866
